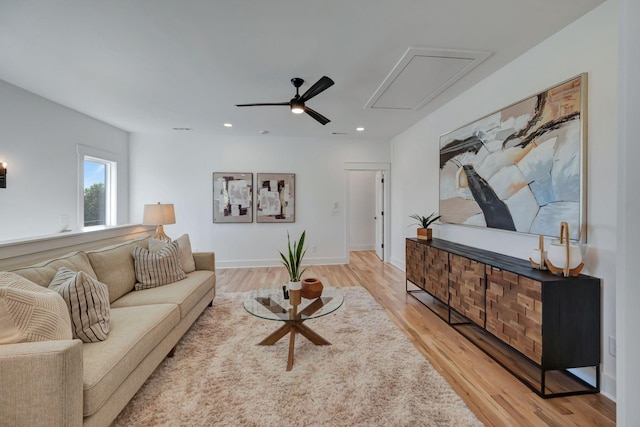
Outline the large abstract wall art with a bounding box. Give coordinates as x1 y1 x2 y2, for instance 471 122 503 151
256 173 295 223
213 172 253 223
439 74 587 241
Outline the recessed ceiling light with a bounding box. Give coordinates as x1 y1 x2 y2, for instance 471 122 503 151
224 123 233 127
356 127 365 132
259 130 269 134
172 127 192 131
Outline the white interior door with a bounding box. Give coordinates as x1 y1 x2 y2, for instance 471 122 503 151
375 171 384 261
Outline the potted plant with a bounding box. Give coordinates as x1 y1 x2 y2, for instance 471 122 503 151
278 230 308 291
409 212 441 240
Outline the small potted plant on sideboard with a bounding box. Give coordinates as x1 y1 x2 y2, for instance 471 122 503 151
409 212 441 240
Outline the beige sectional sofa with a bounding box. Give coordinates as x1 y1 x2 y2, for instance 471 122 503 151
0 237 216 427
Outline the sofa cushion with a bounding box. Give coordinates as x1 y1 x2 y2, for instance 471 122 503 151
86 238 148 303
81 303 180 417
49 268 111 343
111 270 215 318
10 252 97 288
149 234 196 273
0 272 72 343
133 241 186 290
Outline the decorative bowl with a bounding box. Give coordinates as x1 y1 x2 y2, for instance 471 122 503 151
301 278 324 299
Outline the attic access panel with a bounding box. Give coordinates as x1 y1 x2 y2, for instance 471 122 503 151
364 47 491 111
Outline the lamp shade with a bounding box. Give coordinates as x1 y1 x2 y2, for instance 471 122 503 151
142 202 176 226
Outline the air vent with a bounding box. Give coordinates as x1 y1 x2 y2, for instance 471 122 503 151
364 47 491 111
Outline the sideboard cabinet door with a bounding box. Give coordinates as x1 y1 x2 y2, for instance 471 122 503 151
449 254 486 327
425 247 449 303
485 265 543 364
406 239 426 288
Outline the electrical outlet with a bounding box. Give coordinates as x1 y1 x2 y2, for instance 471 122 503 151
311 245 317 253
609 336 617 357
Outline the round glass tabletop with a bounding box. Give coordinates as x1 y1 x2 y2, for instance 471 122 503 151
243 287 344 322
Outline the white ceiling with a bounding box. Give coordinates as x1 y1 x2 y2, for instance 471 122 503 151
0 0 604 140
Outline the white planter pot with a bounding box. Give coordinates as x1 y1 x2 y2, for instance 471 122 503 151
288 281 302 291
530 248 546 266
547 243 582 270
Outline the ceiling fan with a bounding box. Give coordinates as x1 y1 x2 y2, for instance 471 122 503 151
235 76 334 125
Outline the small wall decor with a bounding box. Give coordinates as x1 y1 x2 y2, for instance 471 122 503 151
439 74 587 242
256 173 295 223
0 162 6 188
213 172 253 223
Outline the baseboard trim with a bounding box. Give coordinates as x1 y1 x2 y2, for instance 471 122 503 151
601 371 616 401
217 256 348 269
349 244 375 251
389 256 406 272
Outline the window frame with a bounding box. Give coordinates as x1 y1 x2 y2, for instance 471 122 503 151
77 145 118 230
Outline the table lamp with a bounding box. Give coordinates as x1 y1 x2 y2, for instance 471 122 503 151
143 202 176 242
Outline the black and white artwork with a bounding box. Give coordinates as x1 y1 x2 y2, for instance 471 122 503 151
256 173 295 223
213 172 253 223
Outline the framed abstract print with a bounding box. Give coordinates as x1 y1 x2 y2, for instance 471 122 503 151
256 173 295 223
439 74 587 241
213 172 253 223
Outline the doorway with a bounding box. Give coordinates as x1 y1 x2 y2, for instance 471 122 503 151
344 162 390 264
374 171 384 261
348 170 380 258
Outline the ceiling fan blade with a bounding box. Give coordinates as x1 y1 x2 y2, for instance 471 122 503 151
299 76 334 102
235 102 289 107
304 107 331 125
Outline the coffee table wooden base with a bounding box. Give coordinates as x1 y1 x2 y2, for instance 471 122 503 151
244 290 343 371
259 321 331 371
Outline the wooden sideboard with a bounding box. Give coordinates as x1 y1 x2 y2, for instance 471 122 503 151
405 237 601 398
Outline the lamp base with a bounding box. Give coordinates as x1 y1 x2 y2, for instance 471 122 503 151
545 259 584 277
152 225 172 242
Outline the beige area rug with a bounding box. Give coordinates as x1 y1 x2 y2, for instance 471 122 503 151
113 287 483 426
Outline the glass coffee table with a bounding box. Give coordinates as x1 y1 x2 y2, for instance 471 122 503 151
243 287 344 371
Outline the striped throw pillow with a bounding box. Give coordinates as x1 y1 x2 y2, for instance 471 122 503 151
49 267 111 343
133 240 187 290
149 234 196 273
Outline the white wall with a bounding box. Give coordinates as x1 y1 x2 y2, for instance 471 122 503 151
129 133 389 268
390 1 618 399
349 170 376 251
0 80 130 241
617 0 639 423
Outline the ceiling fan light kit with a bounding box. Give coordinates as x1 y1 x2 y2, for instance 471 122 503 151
236 76 334 125
290 99 305 114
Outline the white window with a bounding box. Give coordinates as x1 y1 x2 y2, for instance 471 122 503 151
77 145 118 229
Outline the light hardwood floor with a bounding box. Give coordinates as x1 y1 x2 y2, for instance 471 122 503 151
216 251 616 426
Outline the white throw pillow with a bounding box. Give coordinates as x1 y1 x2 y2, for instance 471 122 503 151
149 234 196 273
49 267 111 343
133 240 187 290
0 272 72 344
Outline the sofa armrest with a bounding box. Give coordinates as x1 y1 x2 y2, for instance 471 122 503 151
193 252 215 272
0 339 83 427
